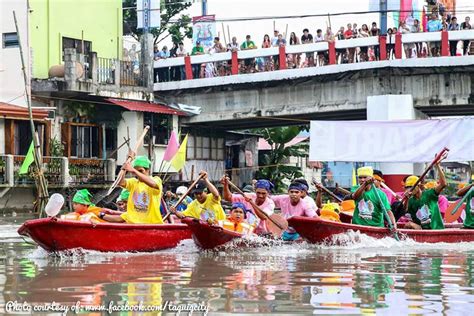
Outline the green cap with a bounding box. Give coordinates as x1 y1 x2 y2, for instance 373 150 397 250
132 156 151 169
117 189 130 202
73 189 93 205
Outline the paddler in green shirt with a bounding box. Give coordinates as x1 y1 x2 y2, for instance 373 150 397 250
351 166 397 228
456 176 474 229
404 162 446 230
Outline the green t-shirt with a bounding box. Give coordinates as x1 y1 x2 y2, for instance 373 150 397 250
462 189 474 229
352 186 390 227
191 46 204 55
240 41 256 50
407 189 444 230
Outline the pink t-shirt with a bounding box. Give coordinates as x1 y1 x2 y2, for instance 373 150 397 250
381 188 395 205
271 195 317 219
232 193 275 233
438 195 448 216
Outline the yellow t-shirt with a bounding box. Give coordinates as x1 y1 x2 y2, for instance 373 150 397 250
121 176 163 224
182 194 226 221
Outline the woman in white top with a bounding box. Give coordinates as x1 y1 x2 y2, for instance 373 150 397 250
358 24 370 62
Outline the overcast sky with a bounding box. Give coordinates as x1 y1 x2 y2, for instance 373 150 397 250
150 0 473 50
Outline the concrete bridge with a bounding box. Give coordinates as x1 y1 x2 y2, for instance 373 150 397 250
154 31 474 129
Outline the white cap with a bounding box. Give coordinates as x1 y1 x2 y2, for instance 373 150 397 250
176 186 187 195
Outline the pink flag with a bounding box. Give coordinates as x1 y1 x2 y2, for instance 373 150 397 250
163 131 179 161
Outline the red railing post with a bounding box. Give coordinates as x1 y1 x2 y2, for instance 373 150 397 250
184 56 193 80
395 32 402 59
328 41 336 65
231 50 239 75
441 30 449 56
379 35 387 60
278 45 287 70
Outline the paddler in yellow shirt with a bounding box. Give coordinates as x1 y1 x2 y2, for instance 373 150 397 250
100 156 164 224
172 170 226 222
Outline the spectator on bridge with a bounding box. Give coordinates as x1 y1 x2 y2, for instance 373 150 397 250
191 40 204 79
358 24 370 62
314 29 325 66
261 34 273 71
448 17 460 56
324 27 335 63
273 34 286 70
289 32 301 68
344 23 355 63
460 16 471 56
398 20 414 59
213 37 226 76
241 35 257 73
336 26 347 63
169 43 180 81
427 13 443 57
386 28 395 60
227 37 239 75
301 28 314 67
153 45 160 83
272 30 280 46
158 46 170 82
370 22 381 60
176 42 187 80
411 19 423 58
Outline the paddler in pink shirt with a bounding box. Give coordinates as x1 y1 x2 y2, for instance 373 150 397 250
271 181 318 241
222 177 275 235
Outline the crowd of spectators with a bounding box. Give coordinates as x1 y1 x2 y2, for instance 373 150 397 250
153 9 472 82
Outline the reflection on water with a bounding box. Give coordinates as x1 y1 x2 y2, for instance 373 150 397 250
1 216 474 315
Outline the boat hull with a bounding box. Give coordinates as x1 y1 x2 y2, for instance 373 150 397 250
18 218 192 252
288 216 474 244
182 218 243 250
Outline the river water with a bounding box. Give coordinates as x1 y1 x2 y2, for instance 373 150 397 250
1 215 474 315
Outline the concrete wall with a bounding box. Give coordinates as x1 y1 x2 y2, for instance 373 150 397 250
0 0 29 107
29 0 122 78
0 188 36 211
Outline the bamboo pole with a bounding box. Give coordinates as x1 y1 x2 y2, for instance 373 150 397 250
221 23 227 46
13 11 49 217
227 25 231 44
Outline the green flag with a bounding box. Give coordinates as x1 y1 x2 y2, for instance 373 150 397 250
19 141 35 175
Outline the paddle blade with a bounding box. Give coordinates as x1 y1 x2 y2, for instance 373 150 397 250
45 193 64 217
265 214 288 238
444 200 465 223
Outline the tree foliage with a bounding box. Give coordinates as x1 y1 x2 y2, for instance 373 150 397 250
255 126 309 192
123 0 193 45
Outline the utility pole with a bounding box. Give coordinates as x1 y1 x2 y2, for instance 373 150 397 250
202 0 207 16
380 0 388 35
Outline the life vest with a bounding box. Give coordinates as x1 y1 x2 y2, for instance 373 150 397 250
341 200 355 213
320 203 341 222
60 206 106 223
219 219 255 235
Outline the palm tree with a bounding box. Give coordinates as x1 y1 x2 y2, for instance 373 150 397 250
256 126 308 192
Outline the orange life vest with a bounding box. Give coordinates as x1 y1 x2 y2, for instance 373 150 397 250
219 218 255 235
60 206 106 223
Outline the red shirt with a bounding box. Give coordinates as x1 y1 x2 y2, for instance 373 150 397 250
344 30 353 39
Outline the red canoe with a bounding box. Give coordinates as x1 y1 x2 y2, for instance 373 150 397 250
288 216 474 244
18 217 192 252
181 218 244 250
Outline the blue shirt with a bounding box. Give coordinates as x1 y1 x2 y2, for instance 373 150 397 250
427 20 443 32
158 50 170 58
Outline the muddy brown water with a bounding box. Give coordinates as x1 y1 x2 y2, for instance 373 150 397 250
1 215 474 315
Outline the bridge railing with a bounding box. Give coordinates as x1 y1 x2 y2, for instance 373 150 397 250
154 29 474 82
0 155 116 188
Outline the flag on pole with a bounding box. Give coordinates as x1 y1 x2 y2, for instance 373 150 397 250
163 130 180 161
19 141 35 175
171 134 188 171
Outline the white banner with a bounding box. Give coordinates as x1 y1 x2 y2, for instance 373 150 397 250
309 118 474 162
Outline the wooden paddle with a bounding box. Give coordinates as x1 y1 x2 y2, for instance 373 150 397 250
311 178 343 203
335 183 351 196
162 173 206 222
106 126 150 195
226 179 288 237
392 147 450 217
371 184 400 241
445 185 473 223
